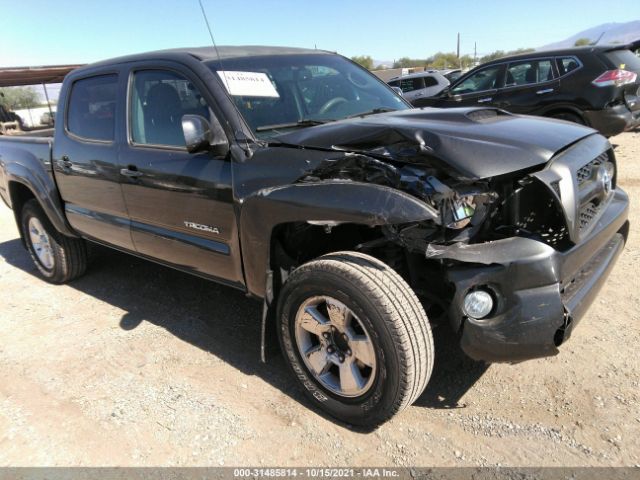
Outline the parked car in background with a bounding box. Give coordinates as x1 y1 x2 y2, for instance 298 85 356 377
439 68 463 82
413 44 640 137
387 71 449 102
40 110 55 126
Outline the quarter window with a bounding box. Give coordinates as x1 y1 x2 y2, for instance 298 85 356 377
423 76 438 87
505 60 554 86
67 75 117 141
557 57 581 76
130 70 212 147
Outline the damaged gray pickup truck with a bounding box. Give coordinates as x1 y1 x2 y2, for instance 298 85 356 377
0 46 630 426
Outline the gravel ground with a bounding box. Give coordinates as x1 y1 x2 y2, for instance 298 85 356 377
0 131 639 467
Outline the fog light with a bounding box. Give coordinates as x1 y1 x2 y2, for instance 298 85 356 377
463 289 494 319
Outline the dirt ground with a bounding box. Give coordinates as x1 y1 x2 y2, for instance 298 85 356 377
0 131 639 468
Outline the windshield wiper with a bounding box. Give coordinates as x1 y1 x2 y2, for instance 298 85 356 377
346 107 398 119
256 119 329 132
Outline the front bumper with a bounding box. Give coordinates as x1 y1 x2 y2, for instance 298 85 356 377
437 188 629 363
583 104 637 137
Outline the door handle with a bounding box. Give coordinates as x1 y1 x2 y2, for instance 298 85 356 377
536 88 554 95
120 167 142 178
477 97 493 103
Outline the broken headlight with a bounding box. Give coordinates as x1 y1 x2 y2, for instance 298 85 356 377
423 177 496 230
399 169 497 231
447 194 477 229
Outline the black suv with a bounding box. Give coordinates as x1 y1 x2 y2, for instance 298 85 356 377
413 45 640 137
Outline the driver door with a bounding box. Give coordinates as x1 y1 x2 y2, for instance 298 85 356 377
445 64 505 107
118 65 244 287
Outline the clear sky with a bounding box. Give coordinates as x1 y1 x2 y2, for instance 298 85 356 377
0 0 638 68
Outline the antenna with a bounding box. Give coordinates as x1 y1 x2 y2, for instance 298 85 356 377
198 0 221 60
197 0 251 152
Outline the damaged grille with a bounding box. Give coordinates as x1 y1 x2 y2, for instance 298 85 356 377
576 152 607 187
532 136 615 244
489 178 571 249
491 142 615 249
579 201 601 231
514 185 570 248
575 151 613 236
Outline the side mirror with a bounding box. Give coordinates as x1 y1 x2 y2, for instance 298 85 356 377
181 114 229 156
391 86 403 97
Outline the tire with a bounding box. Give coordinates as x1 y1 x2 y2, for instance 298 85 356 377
20 199 88 284
549 112 585 125
277 251 434 426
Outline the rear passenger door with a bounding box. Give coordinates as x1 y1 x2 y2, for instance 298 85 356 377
494 58 559 114
53 71 135 250
118 65 243 287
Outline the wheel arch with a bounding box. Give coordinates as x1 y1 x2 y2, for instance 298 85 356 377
239 181 437 300
541 105 589 125
4 157 76 238
239 181 438 363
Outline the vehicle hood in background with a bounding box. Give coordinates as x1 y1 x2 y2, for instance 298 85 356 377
274 108 596 179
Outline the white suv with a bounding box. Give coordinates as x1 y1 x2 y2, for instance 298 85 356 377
387 71 449 102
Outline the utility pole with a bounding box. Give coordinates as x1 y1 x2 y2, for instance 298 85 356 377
456 32 460 59
474 41 477 65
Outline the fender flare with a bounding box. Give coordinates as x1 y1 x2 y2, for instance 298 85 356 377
239 180 438 299
4 149 76 238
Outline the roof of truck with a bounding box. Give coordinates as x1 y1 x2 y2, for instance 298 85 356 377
85 45 332 69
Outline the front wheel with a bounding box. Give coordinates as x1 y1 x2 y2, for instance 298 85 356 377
277 251 434 426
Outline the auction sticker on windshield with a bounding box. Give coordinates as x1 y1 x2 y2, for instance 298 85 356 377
217 71 280 97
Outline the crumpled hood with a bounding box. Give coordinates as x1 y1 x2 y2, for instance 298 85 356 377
273 107 597 179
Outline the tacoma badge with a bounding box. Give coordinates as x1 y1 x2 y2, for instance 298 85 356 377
184 221 220 234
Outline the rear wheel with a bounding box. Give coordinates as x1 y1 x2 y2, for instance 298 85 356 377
277 251 434 426
20 199 88 284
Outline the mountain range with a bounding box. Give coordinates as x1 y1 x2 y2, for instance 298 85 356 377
539 20 640 50
374 20 640 67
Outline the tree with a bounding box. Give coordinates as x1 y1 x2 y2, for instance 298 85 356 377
393 57 430 68
350 55 374 70
425 52 475 70
0 86 40 110
574 38 592 47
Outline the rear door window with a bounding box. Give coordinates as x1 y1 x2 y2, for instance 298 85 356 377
66 75 118 141
505 60 554 86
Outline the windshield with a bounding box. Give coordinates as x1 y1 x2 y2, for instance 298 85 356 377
206 54 409 138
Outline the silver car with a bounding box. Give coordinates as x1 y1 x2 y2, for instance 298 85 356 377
387 71 449 102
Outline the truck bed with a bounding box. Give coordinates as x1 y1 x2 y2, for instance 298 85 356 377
0 134 53 207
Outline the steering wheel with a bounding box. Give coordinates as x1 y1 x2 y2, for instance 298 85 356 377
319 97 348 115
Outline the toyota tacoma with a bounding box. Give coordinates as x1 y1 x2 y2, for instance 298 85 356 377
0 46 629 426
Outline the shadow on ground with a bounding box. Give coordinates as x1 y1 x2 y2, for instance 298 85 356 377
0 238 488 428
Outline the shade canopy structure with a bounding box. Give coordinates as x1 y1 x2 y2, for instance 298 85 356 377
0 64 85 87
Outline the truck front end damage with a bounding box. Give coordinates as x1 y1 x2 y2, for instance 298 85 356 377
381 133 629 362
243 108 629 363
